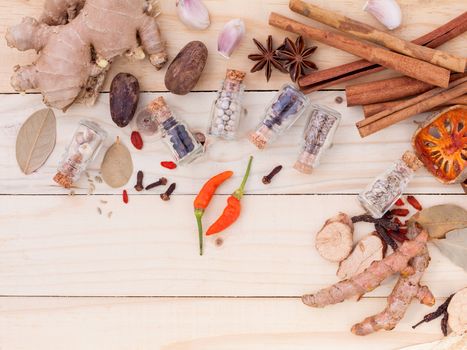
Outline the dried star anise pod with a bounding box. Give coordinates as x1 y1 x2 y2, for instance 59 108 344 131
248 35 287 82
277 36 318 82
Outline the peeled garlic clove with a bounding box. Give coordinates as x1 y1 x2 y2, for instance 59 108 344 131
176 0 210 30
363 0 402 30
217 19 245 58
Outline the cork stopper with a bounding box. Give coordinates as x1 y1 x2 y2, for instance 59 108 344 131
249 125 275 149
402 151 423 171
53 172 73 188
148 96 172 123
226 69 246 83
294 151 316 174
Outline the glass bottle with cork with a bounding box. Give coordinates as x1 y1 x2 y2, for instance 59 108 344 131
249 83 309 149
294 105 341 174
151 96 203 164
358 151 423 218
209 69 246 140
53 120 107 188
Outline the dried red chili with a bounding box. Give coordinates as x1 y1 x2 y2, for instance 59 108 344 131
407 195 423 211
394 198 404 206
122 189 129 204
130 131 143 150
390 208 410 217
161 161 177 170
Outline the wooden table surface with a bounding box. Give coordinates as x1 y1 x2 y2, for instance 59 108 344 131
0 1 466 349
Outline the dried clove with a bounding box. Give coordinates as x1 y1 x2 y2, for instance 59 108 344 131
145 177 168 190
413 294 454 330
262 165 283 184
134 170 144 191
161 183 176 201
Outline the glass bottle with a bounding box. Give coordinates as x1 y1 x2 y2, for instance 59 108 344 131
358 151 423 218
294 105 341 174
53 120 107 188
209 69 246 140
151 96 203 165
249 83 310 149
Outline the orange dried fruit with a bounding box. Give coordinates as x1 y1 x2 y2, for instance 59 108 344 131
412 105 466 184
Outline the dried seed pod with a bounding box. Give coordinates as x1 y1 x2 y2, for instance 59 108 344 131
315 213 354 262
110 73 140 127
101 137 133 188
164 41 208 95
412 105 467 184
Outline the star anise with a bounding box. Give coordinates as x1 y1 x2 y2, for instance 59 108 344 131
276 36 318 82
248 35 287 82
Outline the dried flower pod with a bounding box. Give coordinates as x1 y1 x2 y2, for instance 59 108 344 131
217 19 245 58
363 0 402 30
412 105 467 184
176 0 210 30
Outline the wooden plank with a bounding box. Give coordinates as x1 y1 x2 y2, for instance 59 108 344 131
0 194 464 296
0 92 462 195
0 0 465 93
0 297 447 349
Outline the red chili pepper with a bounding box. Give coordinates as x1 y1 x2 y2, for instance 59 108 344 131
206 156 253 236
130 131 143 150
390 208 410 217
394 198 405 206
407 195 423 211
122 189 128 204
194 171 234 255
161 161 177 170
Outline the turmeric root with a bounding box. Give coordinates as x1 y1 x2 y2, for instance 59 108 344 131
302 229 428 308
351 244 434 335
6 0 168 111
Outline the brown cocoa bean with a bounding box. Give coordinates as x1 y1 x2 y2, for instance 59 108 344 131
110 73 140 127
164 41 208 95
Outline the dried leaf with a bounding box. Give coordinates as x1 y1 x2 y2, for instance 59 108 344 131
101 137 133 188
433 228 467 272
408 205 467 239
16 108 56 174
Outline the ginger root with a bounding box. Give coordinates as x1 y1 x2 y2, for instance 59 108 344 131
351 244 434 335
6 0 168 110
315 213 354 262
302 229 428 308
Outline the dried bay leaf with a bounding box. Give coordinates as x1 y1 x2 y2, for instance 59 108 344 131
101 137 133 188
16 108 56 174
433 228 467 272
408 204 467 239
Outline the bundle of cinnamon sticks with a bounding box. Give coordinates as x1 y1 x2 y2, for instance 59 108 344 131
268 0 467 137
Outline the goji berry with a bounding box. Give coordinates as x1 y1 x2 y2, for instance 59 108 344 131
394 198 404 206
388 230 408 242
407 195 422 211
393 217 403 226
122 189 129 204
390 208 410 217
161 161 177 170
131 131 143 150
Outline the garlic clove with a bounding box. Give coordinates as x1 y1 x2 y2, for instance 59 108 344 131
217 19 246 59
176 0 210 30
363 0 402 30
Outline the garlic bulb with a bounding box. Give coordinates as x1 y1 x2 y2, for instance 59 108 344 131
176 0 210 30
363 0 402 30
217 19 245 58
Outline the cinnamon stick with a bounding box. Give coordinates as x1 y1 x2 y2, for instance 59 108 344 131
357 76 467 137
298 11 467 93
289 0 466 73
269 13 450 88
363 95 467 117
